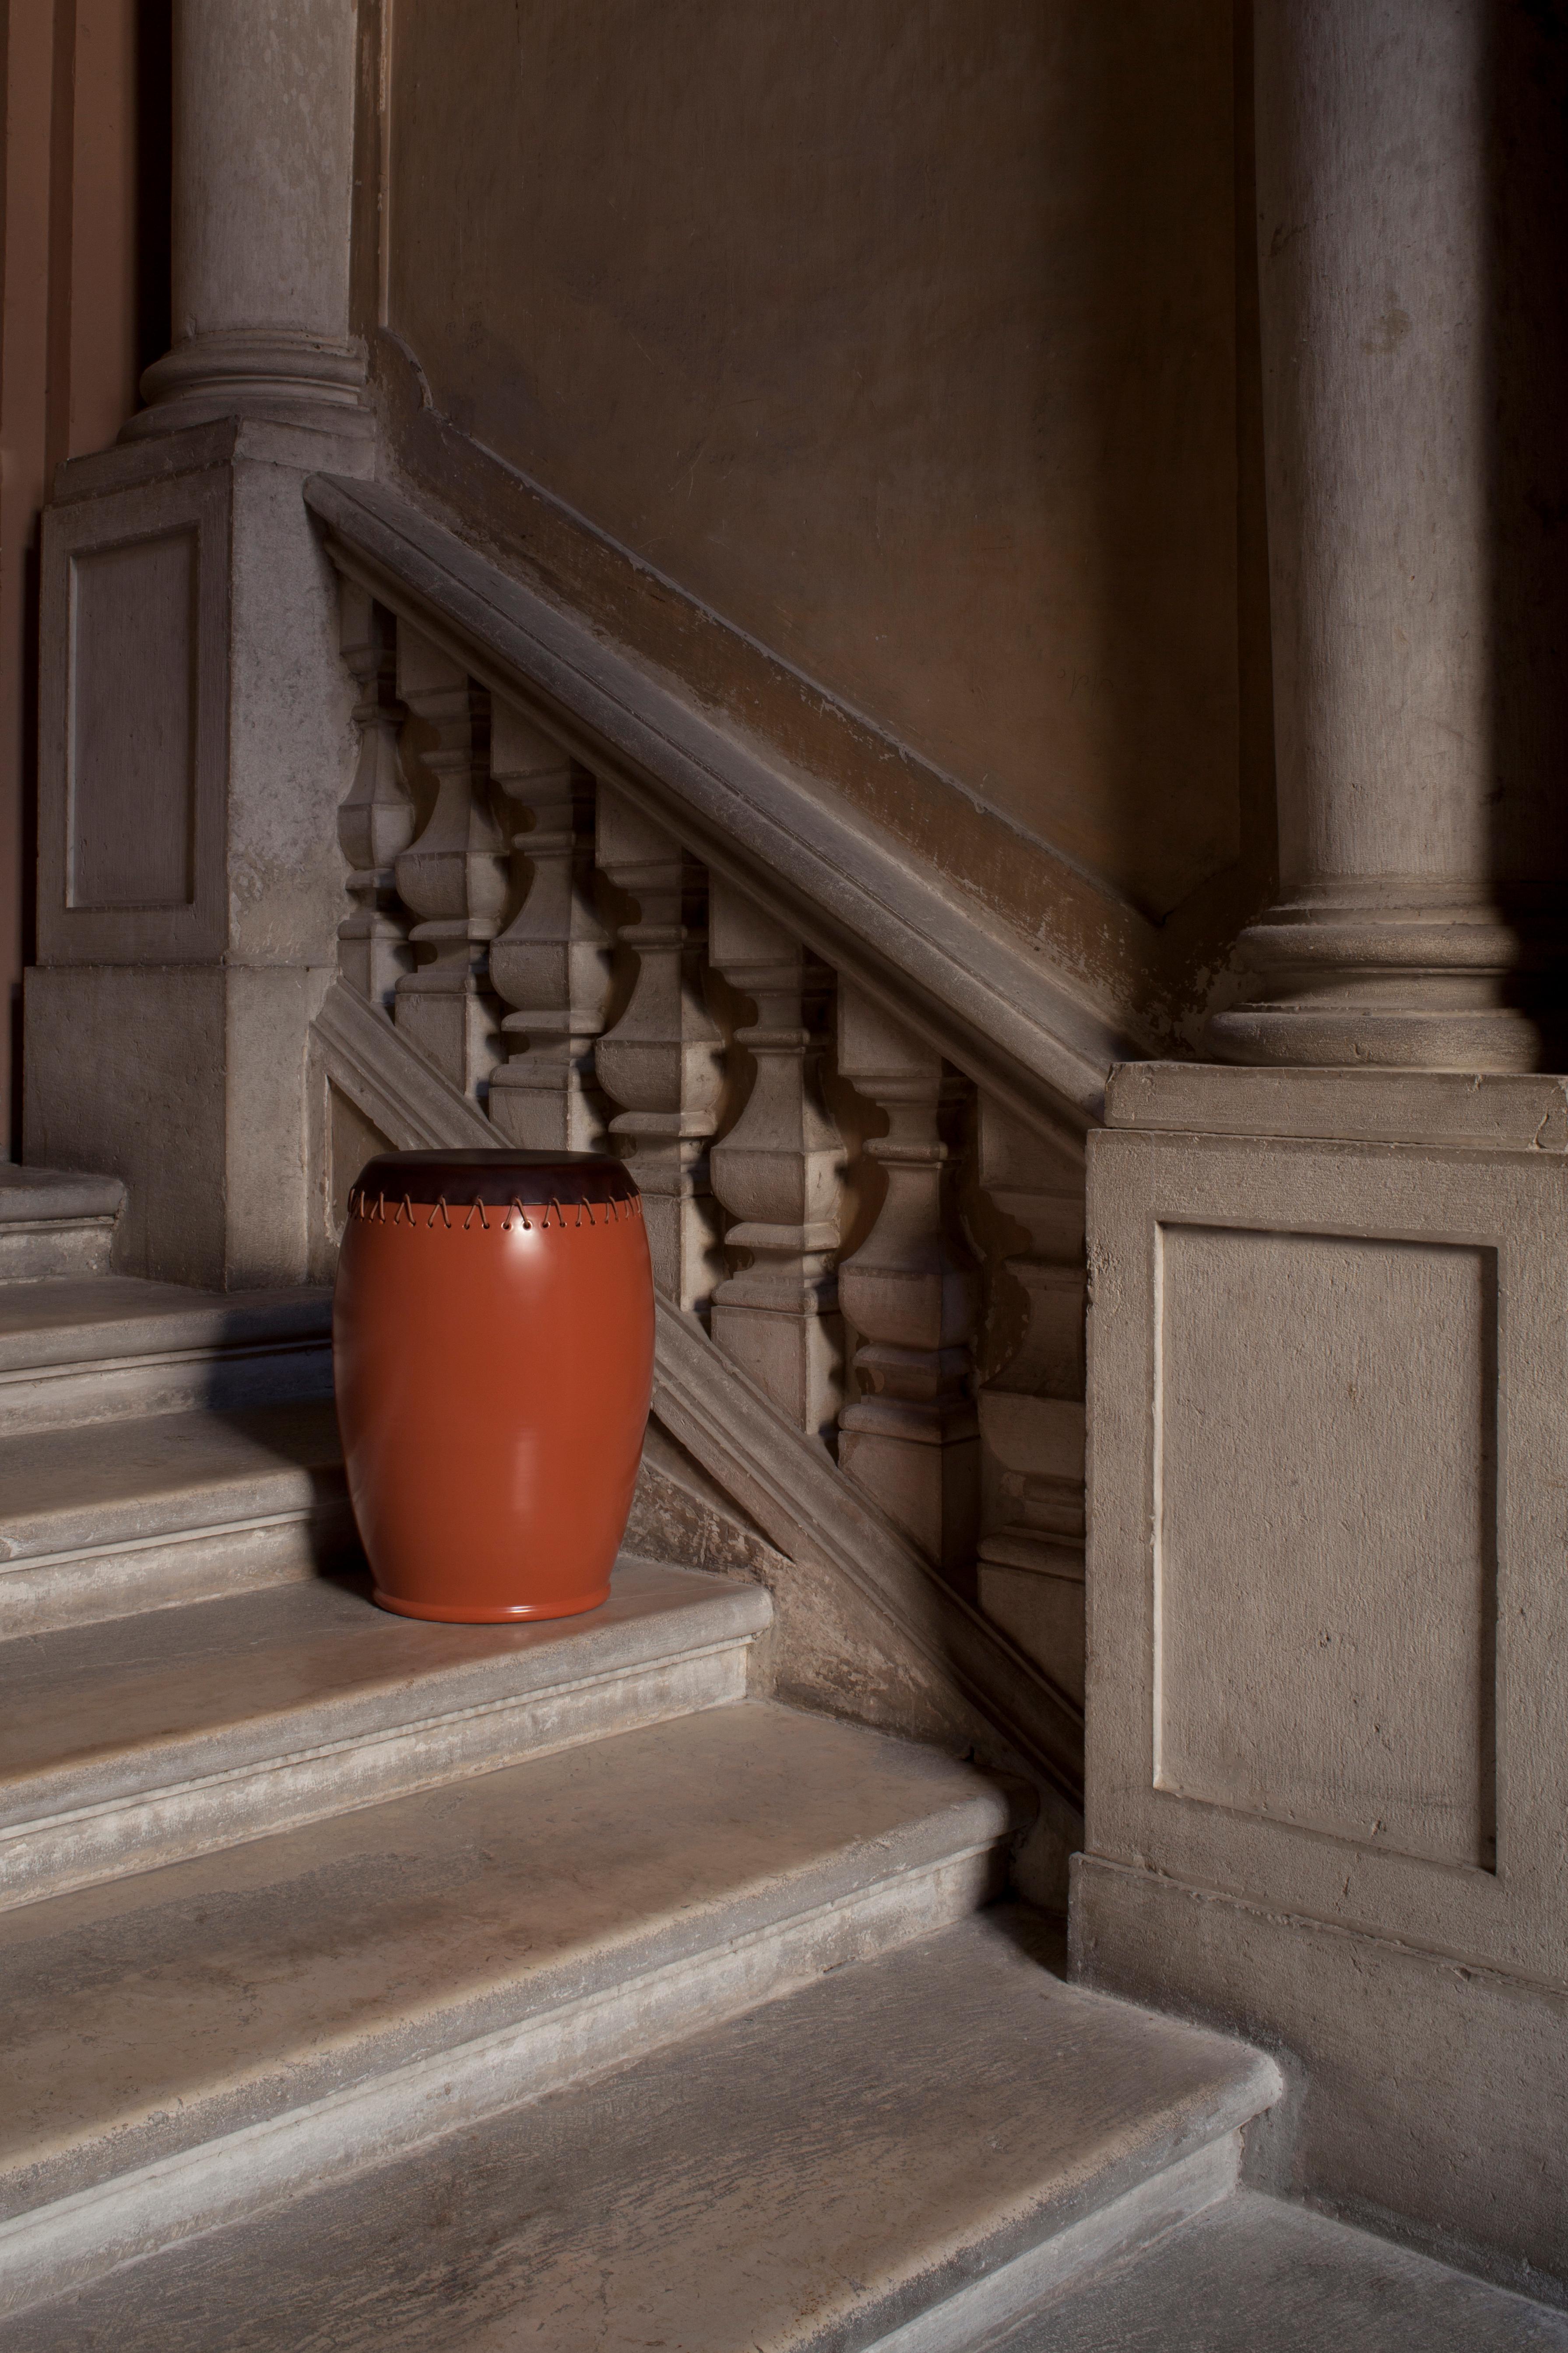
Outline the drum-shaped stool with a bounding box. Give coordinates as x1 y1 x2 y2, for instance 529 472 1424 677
333 1148 654 1622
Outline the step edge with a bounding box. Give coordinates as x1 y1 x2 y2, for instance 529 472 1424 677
0 1214 119 1236
0 1175 126 1223
0 1835 1006 2318
0 1276 330 1312
845 2041 1284 2353
860 2136 1245 2353
0 1526 355 1646
832 2039 1283 2353
0 1334 333 1388
0 1480 350 1568
0 1796 1015 2217
0 1599 766 1839
0 1641 760 1911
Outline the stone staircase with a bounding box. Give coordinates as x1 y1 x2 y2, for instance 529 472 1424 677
0 1169 1562 2349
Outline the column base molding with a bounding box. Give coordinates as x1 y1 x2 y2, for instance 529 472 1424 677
123 330 372 443
1210 884 1568 1071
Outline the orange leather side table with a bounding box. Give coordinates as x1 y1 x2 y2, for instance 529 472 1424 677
333 1149 654 1623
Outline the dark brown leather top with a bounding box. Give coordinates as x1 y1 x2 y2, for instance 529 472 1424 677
348 1149 641 1208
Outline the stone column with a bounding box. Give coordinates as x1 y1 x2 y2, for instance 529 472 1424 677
23 0 373 1285
127 0 364 436
1212 0 1564 1071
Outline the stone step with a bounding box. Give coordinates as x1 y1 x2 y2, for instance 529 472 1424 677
0 1275 333 1432
983 2183 1568 2353
0 1165 124 1282
0 1560 768 1912
0 1398 359 1638
0 1701 1021 2318
0 1903 1278 2349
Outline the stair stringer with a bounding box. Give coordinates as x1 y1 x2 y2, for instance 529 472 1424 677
309 977 1084 1888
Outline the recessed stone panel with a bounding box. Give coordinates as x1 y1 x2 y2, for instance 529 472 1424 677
1154 1222 1496 1869
67 531 198 912
39 460 231 964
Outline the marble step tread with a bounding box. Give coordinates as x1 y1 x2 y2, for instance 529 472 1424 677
0 1398 358 1641
0 1906 1279 2352
0 1561 770 1909
0 1168 125 1225
0 1398 357 1641
0 1276 333 1430
989 2182 1568 2352
0 1397 348 1563
0 1701 1020 2304
0 1275 331 1371
0 1167 125 1283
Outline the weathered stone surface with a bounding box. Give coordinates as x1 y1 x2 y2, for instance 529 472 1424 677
1081 1072 1568 2286
0 1396 353 1636
627 1416 787 1586
0 1561 767 1909
0 1167 124 1282
0 1703 1018 2311
993 2186 1568 2352
0 1274 331 1430
1074 1856 1568 2305
0 1909 1277 2351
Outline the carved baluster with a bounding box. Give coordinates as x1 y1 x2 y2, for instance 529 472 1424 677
834 987 980 1578
486 703 612 1152
594 784 724 1311
974 1095 1087 1702
335 584 416 1010
707 882 846 1437
391 629 509 1099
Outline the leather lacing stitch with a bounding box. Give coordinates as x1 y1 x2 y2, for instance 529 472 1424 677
348 1188 643 1229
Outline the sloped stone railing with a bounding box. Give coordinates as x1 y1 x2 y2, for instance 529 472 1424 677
306 474 1126 1867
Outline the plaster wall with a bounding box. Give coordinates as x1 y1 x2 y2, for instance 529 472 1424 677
375 0 1262 1018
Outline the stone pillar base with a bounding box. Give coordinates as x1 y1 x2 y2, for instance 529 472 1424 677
123 330 371 444
1209 883 1567 1072
24 964 331 1289
1078 1059 1568 2286
25 415 372 1287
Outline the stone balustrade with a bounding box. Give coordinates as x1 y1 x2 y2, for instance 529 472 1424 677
334 590 1086 1702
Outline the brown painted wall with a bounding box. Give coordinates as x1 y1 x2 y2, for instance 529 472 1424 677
0 0 166 1152
376 0 1265 1027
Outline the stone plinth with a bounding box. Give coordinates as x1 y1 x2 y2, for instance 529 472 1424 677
24 416 369 1286
1074 1060 1568 2287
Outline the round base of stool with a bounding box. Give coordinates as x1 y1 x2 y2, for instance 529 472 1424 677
371 1585 611 1624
